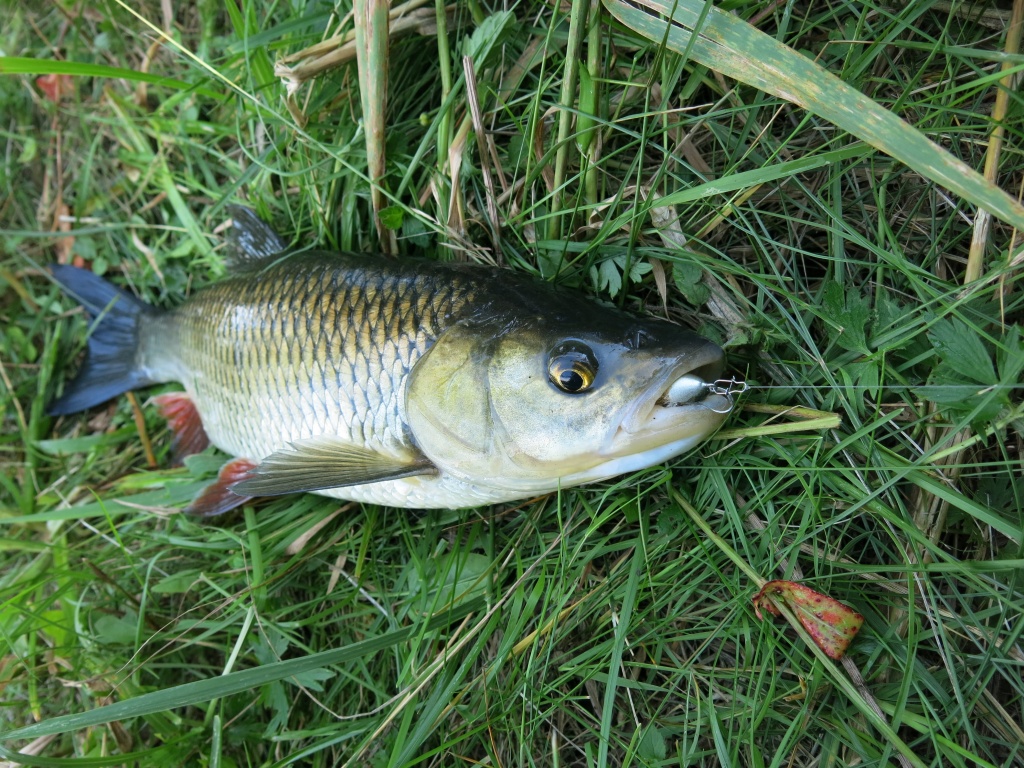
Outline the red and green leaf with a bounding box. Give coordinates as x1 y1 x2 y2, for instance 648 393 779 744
753 580 864 660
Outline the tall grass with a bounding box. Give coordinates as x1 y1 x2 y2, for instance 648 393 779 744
1 1 1022 766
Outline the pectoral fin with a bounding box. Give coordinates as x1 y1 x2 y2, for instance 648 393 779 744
230 437 437 497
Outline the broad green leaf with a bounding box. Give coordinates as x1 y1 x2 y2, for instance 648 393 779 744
823 282 871 355
637 725 668 760
35 428 137 456
602 0 1024 232
94 612 140 646
17 136 37 163
928 318 997 385
408 552 491 611
912 383 985 406
998 326 1024 384
672 261 710 306
151 571 201 594
290 667 335 692
379 205 405 230
594 258 623 297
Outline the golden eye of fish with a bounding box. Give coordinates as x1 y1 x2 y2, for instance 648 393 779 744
547 342 598 394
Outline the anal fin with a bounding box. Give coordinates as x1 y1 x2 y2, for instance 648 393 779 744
230 436 436 497
186 457 257 517
152 392 210 463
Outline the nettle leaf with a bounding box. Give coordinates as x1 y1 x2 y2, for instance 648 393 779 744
913 382 986 406
871 290 910 350
401 215 431 248
260 681 290 737
997 325 1024 384
378 205 404 231
858 361 879 400
917 323 1020 423
927 318 997 385
822 281 871 355
913 361 989 403
637 726 667 760
672 261 710 306
753 580 864 660
914 366 1005 428
290 667 335 692
94 611 139 646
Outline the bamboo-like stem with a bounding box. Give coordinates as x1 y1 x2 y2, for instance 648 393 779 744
547 0 589 240
966 0 1023 283
434 0 453 170
463 56 503 263
913 0 1024 575
582 0 601 206
354 0 395 254
276 0 436 94
997 0 1024 307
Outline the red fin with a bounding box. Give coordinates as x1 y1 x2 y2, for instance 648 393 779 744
152 392 210 463
186 458 258 517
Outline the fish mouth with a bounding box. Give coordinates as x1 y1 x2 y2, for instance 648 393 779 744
607 346 733 458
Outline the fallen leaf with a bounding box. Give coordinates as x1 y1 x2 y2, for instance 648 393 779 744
36 73 75 102
753 579 864 660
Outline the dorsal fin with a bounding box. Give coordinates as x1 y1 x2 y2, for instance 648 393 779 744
225 205 288 264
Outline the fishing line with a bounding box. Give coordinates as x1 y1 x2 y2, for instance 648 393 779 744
702 378 1023 413
712 382 1024 391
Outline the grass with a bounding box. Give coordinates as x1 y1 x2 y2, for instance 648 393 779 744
2 0 1023 765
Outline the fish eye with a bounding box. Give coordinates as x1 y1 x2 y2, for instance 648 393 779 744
547 342 598 394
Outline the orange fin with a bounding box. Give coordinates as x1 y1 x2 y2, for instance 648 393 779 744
152 392 210 463
186 457 257 517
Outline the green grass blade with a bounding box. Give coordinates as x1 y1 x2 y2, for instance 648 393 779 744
653 144 870 208
0 598 484 743
596 551 642 765
603 0 1024 232
0 56 215 97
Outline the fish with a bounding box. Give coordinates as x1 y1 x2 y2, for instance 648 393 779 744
47 207 734 513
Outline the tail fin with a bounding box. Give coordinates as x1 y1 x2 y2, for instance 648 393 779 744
48 265 160 416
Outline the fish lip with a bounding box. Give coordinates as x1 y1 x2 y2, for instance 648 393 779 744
607 344 729 450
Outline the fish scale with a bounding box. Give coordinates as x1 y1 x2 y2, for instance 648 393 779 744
148 253 481 465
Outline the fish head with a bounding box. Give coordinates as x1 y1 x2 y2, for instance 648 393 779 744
406 303 733 497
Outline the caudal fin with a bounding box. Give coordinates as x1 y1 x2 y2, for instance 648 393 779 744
48 265 160 415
